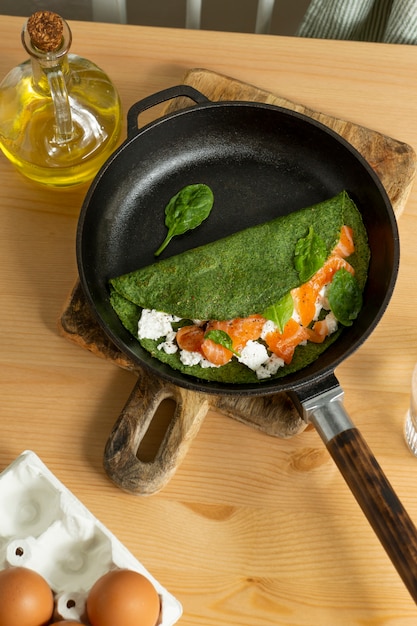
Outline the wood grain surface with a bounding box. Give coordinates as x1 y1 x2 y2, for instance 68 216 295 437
2 15 417 625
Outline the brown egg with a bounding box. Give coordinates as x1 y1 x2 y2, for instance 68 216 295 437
50 622 84 625
86 568 161 626
0 566 54 626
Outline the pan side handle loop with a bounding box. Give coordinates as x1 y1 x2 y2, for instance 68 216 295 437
127 85 211 137
103 367 210 495
291 380 417 604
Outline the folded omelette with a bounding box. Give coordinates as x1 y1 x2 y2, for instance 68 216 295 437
109 191 370 384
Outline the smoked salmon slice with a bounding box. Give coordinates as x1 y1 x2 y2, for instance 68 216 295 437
225 315 266 351
201 335 233 366
291 282 319 327
264 318 310 364
331 225 354 258
306 318 335 343
309 255 354 292
176 325 205 353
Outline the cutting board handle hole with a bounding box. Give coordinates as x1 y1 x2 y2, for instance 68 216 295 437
136 397 177 463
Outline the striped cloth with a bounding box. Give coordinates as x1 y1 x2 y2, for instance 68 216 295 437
296 0 417 44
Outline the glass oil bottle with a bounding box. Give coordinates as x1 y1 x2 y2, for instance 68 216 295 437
0 11 122 187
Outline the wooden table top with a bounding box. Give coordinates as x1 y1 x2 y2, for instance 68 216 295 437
1 13 417 625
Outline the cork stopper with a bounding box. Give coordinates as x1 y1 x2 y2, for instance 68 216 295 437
27 11 64 52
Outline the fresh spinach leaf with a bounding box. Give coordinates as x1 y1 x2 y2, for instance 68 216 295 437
328 268 362 326
205 329 240 356
155 183 214 256
172 318 194 331
294 226 327 283
263 291 293 333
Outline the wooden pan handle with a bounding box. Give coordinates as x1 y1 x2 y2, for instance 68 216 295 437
326 428 417 602
104 368 210 495
292 377 417 603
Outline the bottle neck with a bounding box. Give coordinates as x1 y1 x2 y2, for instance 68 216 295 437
29 54 71 95
22 14 74 142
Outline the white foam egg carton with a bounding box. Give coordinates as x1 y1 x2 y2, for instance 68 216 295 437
0 450 182 624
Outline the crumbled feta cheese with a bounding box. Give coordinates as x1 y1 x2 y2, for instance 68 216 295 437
238 340 269 371
180 350 203 366
238 341 286 379
292 308 301 324
317 285 330 315
179 350 218 368
157 329 178 354
255 354 285 379
138 309 179 340
261 319 277 339
324 311 338 334
158 343 178 354
312 286 324 320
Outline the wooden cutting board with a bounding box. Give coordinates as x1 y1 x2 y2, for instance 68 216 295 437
59 68 416 496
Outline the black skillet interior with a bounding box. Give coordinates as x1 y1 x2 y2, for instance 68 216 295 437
77 98 399 396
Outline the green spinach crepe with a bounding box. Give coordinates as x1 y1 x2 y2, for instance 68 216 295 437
109 191 370 384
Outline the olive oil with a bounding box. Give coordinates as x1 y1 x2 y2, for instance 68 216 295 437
0 12 122 188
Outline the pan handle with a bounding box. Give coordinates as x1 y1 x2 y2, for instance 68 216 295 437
127 85 211 138
103 367 210 495
289 374 417 603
